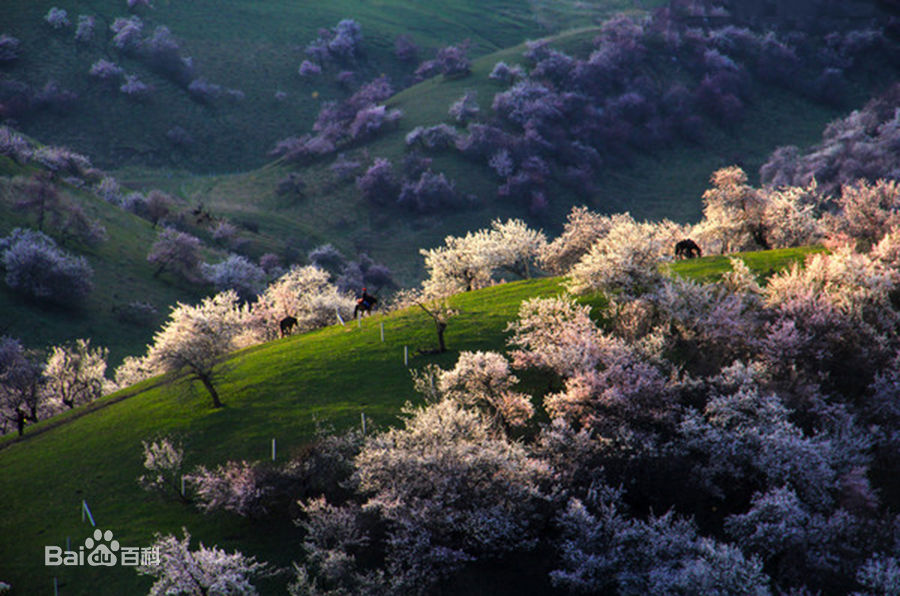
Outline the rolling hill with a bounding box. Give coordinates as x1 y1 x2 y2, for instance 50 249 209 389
0 246 822 595
0 0 663 173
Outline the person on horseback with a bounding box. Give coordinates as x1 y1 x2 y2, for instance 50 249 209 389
354 287 377 318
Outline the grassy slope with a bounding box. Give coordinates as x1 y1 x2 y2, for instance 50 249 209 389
166 28 866 286
0 156 216 366
0 0 661 173
0 246 816 595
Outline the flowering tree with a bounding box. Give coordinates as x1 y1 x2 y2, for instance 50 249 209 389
74 16 95 43
138 436 186 501
356 158 400 206
828 179 900 249
437 351 534 429
147 227 202 282
448 91 479 123
351 399 550 591
0 35 21 63
540 207 625 274
45 8 70 29
506 296 603 378
137 528 270 595
694 166 768 254
0 228 93 305
201 255 266 301
565 214 669 297
419 219 545 298
146 291 247 408
44 339 108 410
250 266 354 342
0 337 44 436
185 461 271 518
551 498 770 594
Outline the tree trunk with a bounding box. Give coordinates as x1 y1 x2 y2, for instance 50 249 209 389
15 409 25 436
198 374 223 408
436 321 447 353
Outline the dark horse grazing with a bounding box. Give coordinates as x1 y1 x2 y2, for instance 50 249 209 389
353 288 377 318
279 315 298 337
675 239 702 259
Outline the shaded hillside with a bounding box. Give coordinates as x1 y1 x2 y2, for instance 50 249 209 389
0 0 661 172
168 21 890 285
0 153 218 366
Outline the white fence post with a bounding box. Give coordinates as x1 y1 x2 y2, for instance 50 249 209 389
82 500 95 527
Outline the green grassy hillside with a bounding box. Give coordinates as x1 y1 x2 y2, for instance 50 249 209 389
0 156 216 366
0 246 818 595
0 0 661 173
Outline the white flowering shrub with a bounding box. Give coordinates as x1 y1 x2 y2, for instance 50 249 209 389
44 339 108 409
436 351 534 428
138 528 270 595
353 399 550 592
201 255 267 301
185 461 271 518
565 214 668 297
420 219 546 299
551 499 770 595
138 436 185 500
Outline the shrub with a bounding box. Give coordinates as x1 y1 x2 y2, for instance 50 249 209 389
45 8 70 30
120 75 151 99
89 59 124 80
298 60 321 77
448 91 479 123
356 158 399 206
44 339 108 409
0 228 93 304
0 35 21 63
201 255 267 301
397 170 462 213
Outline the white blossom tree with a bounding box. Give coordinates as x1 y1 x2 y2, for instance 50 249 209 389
44 338 108 410
565 214 669 298
249 266 354 342
137 528 271 595
694 166 769 254
146 290 247 408
138 436 186 501
436 350 534 429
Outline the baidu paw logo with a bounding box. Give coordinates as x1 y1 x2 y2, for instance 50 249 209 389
84 529 119 566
